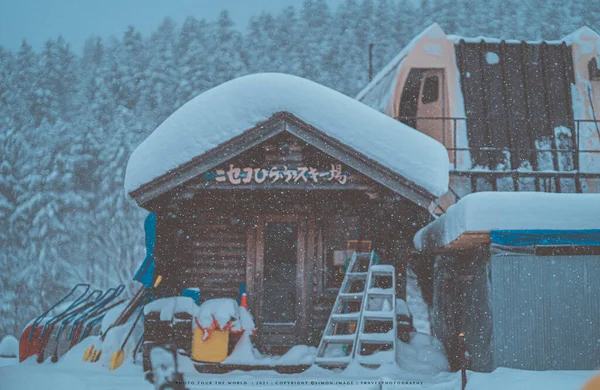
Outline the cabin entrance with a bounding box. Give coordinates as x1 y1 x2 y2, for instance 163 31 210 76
255 215 309 351
398 68 446 146
262 221 298 324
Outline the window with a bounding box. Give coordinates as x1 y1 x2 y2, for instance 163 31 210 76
589 57 600 81
325 249 354 289
322 216 360 291
421 75 439 104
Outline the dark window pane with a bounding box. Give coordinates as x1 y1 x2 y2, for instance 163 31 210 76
422 75 439 104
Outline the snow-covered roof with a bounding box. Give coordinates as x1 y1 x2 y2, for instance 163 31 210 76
447 34 567 45
449 26 599 46
414 192 600 250
125 73 449 198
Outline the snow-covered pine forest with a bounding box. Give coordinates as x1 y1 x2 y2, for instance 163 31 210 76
1 0 599 338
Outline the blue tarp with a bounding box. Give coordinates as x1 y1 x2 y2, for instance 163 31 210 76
490 229 600 247
133 213 156 287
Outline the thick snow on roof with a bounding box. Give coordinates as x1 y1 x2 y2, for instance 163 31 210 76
414 192 600 250
447 34 567 45
449 26 600 46
125 73 449 197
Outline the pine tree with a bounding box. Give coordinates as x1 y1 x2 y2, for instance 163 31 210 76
273 6 302 75
372 0 398 72
208 11 247 86
297 0 333 84
394 0 419 47
80 37 115 126
176 17 212 105
13 41 38 130
539 0 571 39
245 12 279 73
142 17 180 122
109 26 147 111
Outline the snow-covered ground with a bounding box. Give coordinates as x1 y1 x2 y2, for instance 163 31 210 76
2 345 597 390
0 357 17 367
467 368 599 390
3 293 597 390
1 356 598 390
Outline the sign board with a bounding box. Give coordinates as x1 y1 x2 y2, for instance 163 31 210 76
203 164 349 185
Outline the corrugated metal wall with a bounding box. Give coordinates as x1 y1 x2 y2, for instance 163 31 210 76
490 254 600 370
455 41 575 172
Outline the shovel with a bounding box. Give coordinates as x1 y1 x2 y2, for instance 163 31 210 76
87 275 162 363
110 300 146 371
84 287 145 362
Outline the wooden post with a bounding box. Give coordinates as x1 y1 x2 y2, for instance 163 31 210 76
459 333 469 390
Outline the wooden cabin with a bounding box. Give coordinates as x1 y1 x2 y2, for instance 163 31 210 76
125 73 449 353
357 24 600 212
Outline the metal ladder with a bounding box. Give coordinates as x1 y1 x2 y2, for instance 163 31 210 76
314 251 397 369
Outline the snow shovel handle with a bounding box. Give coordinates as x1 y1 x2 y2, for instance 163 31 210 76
76 287 120 325
30 283 90 340
119 305 145 351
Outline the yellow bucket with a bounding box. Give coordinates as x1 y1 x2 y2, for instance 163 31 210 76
191 327 229 363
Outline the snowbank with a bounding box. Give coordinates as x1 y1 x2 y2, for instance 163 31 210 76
144 296 196 321
396 332 449 375
101 301 128 334
125 73 449 198
224 340 316 366
395 299 410 317
99 319 142 368
0 335 18 358
1 356 598 390
466 367 600 390
196 298 240 330
414 192 600 250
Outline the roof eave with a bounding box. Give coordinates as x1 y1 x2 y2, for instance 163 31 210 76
129 112 437 209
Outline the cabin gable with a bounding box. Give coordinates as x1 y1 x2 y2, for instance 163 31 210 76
131 112 435 208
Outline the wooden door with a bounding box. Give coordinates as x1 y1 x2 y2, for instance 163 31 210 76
253 215 309 348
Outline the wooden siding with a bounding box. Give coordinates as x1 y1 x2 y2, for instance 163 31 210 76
177 215 247 301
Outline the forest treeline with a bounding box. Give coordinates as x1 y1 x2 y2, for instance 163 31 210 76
1 0 598 336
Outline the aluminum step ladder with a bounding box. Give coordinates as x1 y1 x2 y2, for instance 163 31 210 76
314 251 397 369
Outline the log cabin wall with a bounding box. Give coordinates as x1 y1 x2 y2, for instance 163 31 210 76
149 189 424 351
177 214 248 301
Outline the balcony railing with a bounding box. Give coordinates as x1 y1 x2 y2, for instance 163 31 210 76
395 116 600 174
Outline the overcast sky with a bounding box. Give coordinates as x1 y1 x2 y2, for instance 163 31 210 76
0 0 345 53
